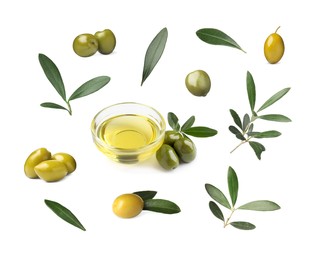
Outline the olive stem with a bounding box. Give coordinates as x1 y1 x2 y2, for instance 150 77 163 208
66 100 72 116
275 26 281 34
224 208 236 228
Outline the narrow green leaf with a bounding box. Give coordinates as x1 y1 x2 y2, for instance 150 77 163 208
205 184 231 209
253 130 281 138
238 200 281 211
209 201 224 222
69 76 110 101
183 126 217 137
44 199 86 231
227 167 238 207
230 221 256 230
167 112 180 131
141 27 168 86
40 102 68 111
229 109 242 129
181 116 195 131
229 126 245 141
248 123 254 133
257 88 290 112
246 71 256 112
196 28 246 53
133 191 157 201
38 53 66 101
249 141 266 160
242 114 250 132
258 114 291 122
247 131 261 137
143 199 180 214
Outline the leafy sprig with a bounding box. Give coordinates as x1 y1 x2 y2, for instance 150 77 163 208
168 112 218 138
229 71 291 159
133 190 180 214
205 167 280 230
39 53 111 115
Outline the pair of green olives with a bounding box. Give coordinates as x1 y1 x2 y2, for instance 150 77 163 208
73 29 116 57
156 131 197 170
24 148 76 182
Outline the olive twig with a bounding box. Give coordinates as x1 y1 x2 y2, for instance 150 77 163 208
229 71 291 160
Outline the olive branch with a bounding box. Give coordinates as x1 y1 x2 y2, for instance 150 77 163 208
229 71 291 159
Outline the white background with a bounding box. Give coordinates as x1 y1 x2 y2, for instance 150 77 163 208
1 0 314 259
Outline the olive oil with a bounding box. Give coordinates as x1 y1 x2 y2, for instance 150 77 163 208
98 114 159 149
95 114 164 163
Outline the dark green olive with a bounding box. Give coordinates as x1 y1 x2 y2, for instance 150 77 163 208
185 70 211 97
156 144 179 170
94 29 116 54
173 137 197 163
73 33 98 57
164 130 182 146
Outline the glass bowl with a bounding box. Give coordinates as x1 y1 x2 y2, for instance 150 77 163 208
91 102 166 164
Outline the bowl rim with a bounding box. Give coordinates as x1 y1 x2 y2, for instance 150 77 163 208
91 102 166 153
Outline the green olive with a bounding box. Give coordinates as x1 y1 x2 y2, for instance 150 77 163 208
264 27 285 64
112 194 144 218
24 148 51 179
52 153 76 174
94 29 116 54
156 144 179 170
164 130 182 146
73 33 98 57
34 160 68 182
185 70 211 97
173 137 197 163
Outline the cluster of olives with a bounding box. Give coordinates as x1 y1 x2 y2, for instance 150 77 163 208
24 148 76 182
73 29 116 57
156 131 197 170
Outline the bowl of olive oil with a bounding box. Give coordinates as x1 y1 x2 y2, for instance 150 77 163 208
91 102 166 163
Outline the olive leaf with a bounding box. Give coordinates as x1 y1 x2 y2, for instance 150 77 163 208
227 167 238 207
258 114 291 122
229 71 291 159
183 126 218 137
39 53 110 115
196 28 246 53
69 76 110 101
39 54 66 101
206 167 280 230
238 200 281 211
229 126 245 141
209 201 224 222
40 102 68 111
205 184 231 209
257 88 291 112
44 199 86 231
230 221 256 230
251 130 281 138
168 112 180 131
229 109 242 130
133 190 157 201
246 71 256 112
181 116 195 131
249 141 266 160
141 27 168 86
167 112 218 139
143 199 181 214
